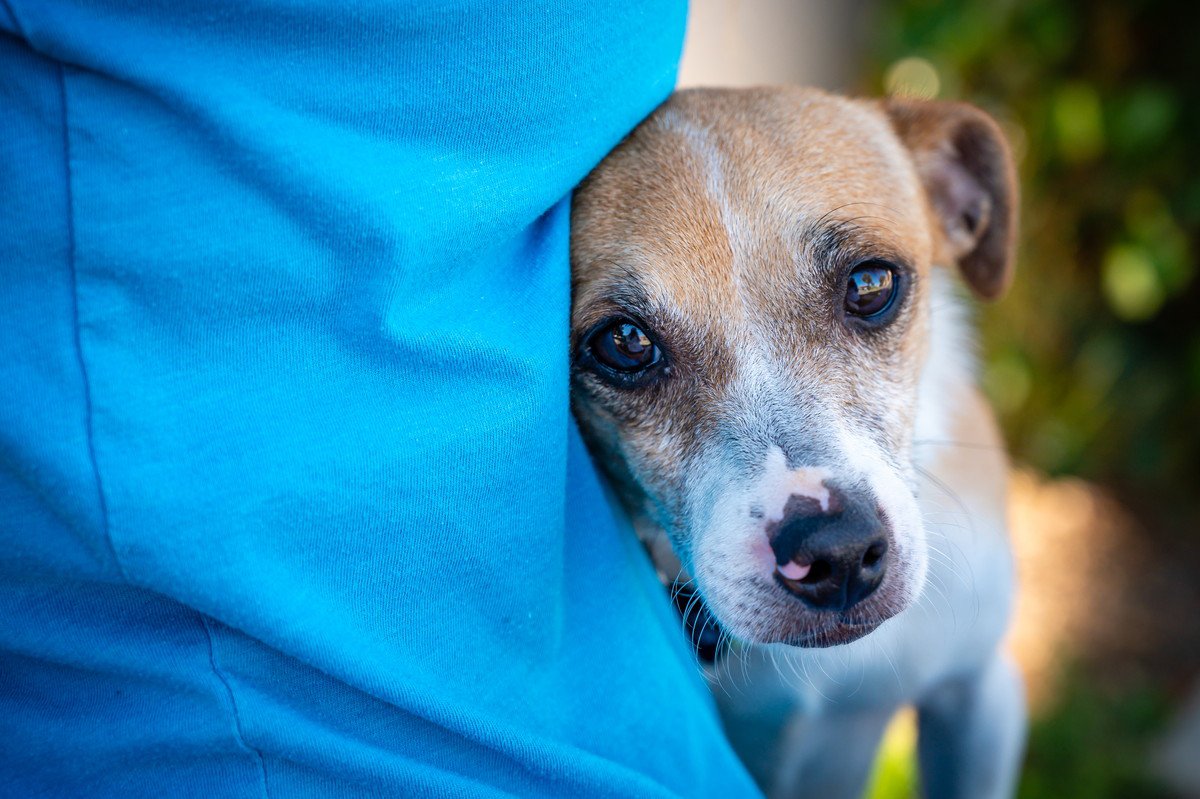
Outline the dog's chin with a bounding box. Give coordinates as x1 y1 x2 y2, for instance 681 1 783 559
780 618 885 648
706 589 905 650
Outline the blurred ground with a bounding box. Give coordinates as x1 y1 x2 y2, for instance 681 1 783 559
1007 470 1200 798
1008 470 1200 710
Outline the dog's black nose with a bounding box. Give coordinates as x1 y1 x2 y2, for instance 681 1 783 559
768 489 888 612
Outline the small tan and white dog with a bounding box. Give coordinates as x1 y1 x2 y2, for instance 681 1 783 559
569 87 1025 799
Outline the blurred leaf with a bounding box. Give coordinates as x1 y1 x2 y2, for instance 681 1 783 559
984 351 1035 415
1111 85 1178 155
1053 82 1105 163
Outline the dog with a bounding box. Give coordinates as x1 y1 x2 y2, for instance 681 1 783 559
569 87 1025 799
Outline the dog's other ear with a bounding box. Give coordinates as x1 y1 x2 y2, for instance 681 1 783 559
883 98 1018 300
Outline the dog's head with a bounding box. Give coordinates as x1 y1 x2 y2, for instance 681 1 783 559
570 88 1016 647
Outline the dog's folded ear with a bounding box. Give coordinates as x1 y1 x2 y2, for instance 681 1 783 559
883 99 1018 300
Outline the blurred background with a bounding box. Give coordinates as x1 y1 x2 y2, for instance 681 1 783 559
677 1 1200 797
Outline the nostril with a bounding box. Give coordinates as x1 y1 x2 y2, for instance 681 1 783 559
862 541 886 569
775 537 889 612
800 559 832 585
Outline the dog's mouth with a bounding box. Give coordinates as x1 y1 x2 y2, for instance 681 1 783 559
781 617 884 648
670 580 890 661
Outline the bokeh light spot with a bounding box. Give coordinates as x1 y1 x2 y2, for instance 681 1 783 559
1102 244 1164 321
885 57 941 99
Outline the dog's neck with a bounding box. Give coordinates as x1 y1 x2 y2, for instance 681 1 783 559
913 265 981 467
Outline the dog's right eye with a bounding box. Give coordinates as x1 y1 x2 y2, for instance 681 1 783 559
845 261 898 318
586 320 662 375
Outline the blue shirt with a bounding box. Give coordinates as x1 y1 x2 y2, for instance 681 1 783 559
0 1 761 795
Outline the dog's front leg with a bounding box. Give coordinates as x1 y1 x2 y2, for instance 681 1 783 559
763 706 896 799
916 653 1026 799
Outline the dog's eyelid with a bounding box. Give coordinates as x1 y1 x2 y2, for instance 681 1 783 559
578 308 663 343
797 220 915 280
852 255 914 278
801 219 881 261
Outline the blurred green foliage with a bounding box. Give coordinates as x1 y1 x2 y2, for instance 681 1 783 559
1019 668 1172 799
869 0 1200 526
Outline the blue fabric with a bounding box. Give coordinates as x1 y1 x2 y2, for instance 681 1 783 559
0 2 761 796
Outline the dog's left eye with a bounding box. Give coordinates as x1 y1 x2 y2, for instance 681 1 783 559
587 320 662 374
845 261 897 318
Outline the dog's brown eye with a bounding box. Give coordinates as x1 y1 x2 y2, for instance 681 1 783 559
845 262 897 317
589 320 661 373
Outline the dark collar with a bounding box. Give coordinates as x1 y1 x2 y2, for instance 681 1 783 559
668 578 726 663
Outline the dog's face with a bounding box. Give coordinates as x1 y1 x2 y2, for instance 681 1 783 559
570 88 1015 647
